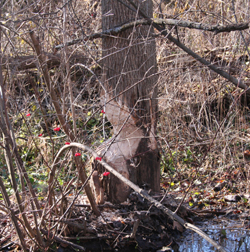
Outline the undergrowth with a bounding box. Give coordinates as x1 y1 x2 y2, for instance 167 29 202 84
0 0 249 250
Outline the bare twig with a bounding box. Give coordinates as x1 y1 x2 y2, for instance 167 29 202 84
125 0 250 94
63 1 77 136
0 177 28 251
29 30 100 217
130 219 140 239
154 18 249 34
54 18 249 50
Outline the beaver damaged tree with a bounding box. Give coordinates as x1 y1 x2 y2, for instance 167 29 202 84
99 0 160 203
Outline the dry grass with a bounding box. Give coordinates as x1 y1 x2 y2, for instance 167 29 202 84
155 0 250 195
0 0 250 250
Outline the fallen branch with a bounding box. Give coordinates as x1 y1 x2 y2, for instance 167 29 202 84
40 229 86 251
154 18 249 34
2 53 88 71
54 18 249 50
50 143 227 252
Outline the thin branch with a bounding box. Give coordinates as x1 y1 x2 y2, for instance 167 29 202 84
165 32 250 92
53 15 250 93
125 0 250 94
29 30 100 217
5 23 248 94
0 10 28 250
0 177 28 251
155 18 249 34
54 18 249 50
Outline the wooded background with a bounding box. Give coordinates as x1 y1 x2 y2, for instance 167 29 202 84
0 0 249 250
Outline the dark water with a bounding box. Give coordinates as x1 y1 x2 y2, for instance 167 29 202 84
175 220 250 252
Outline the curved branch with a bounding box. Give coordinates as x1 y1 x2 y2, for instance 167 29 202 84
54 18 249 50
29 30 99 216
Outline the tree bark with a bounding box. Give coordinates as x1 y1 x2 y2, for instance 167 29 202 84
100 0 160 203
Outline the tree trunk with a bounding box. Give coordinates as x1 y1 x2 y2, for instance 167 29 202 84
100 0 160 203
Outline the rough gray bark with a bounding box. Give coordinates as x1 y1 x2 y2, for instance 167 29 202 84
100 0 160 203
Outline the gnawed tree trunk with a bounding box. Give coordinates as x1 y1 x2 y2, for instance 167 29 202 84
99 0 160 203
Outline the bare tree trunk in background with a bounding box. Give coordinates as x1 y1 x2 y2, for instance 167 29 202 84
100 0 160 203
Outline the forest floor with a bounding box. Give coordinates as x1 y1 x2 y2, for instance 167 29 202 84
1 171 250 252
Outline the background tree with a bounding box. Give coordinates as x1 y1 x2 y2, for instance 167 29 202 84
100 0 160 203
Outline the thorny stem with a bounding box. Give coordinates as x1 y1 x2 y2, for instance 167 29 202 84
29 30 100 217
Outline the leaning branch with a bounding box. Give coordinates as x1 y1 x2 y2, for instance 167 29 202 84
54 17 250 93
127 0 250 93
164 31 250 92
50 143 226 252
54 18 249 50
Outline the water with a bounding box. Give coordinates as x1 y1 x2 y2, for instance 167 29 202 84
176 220 250 252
